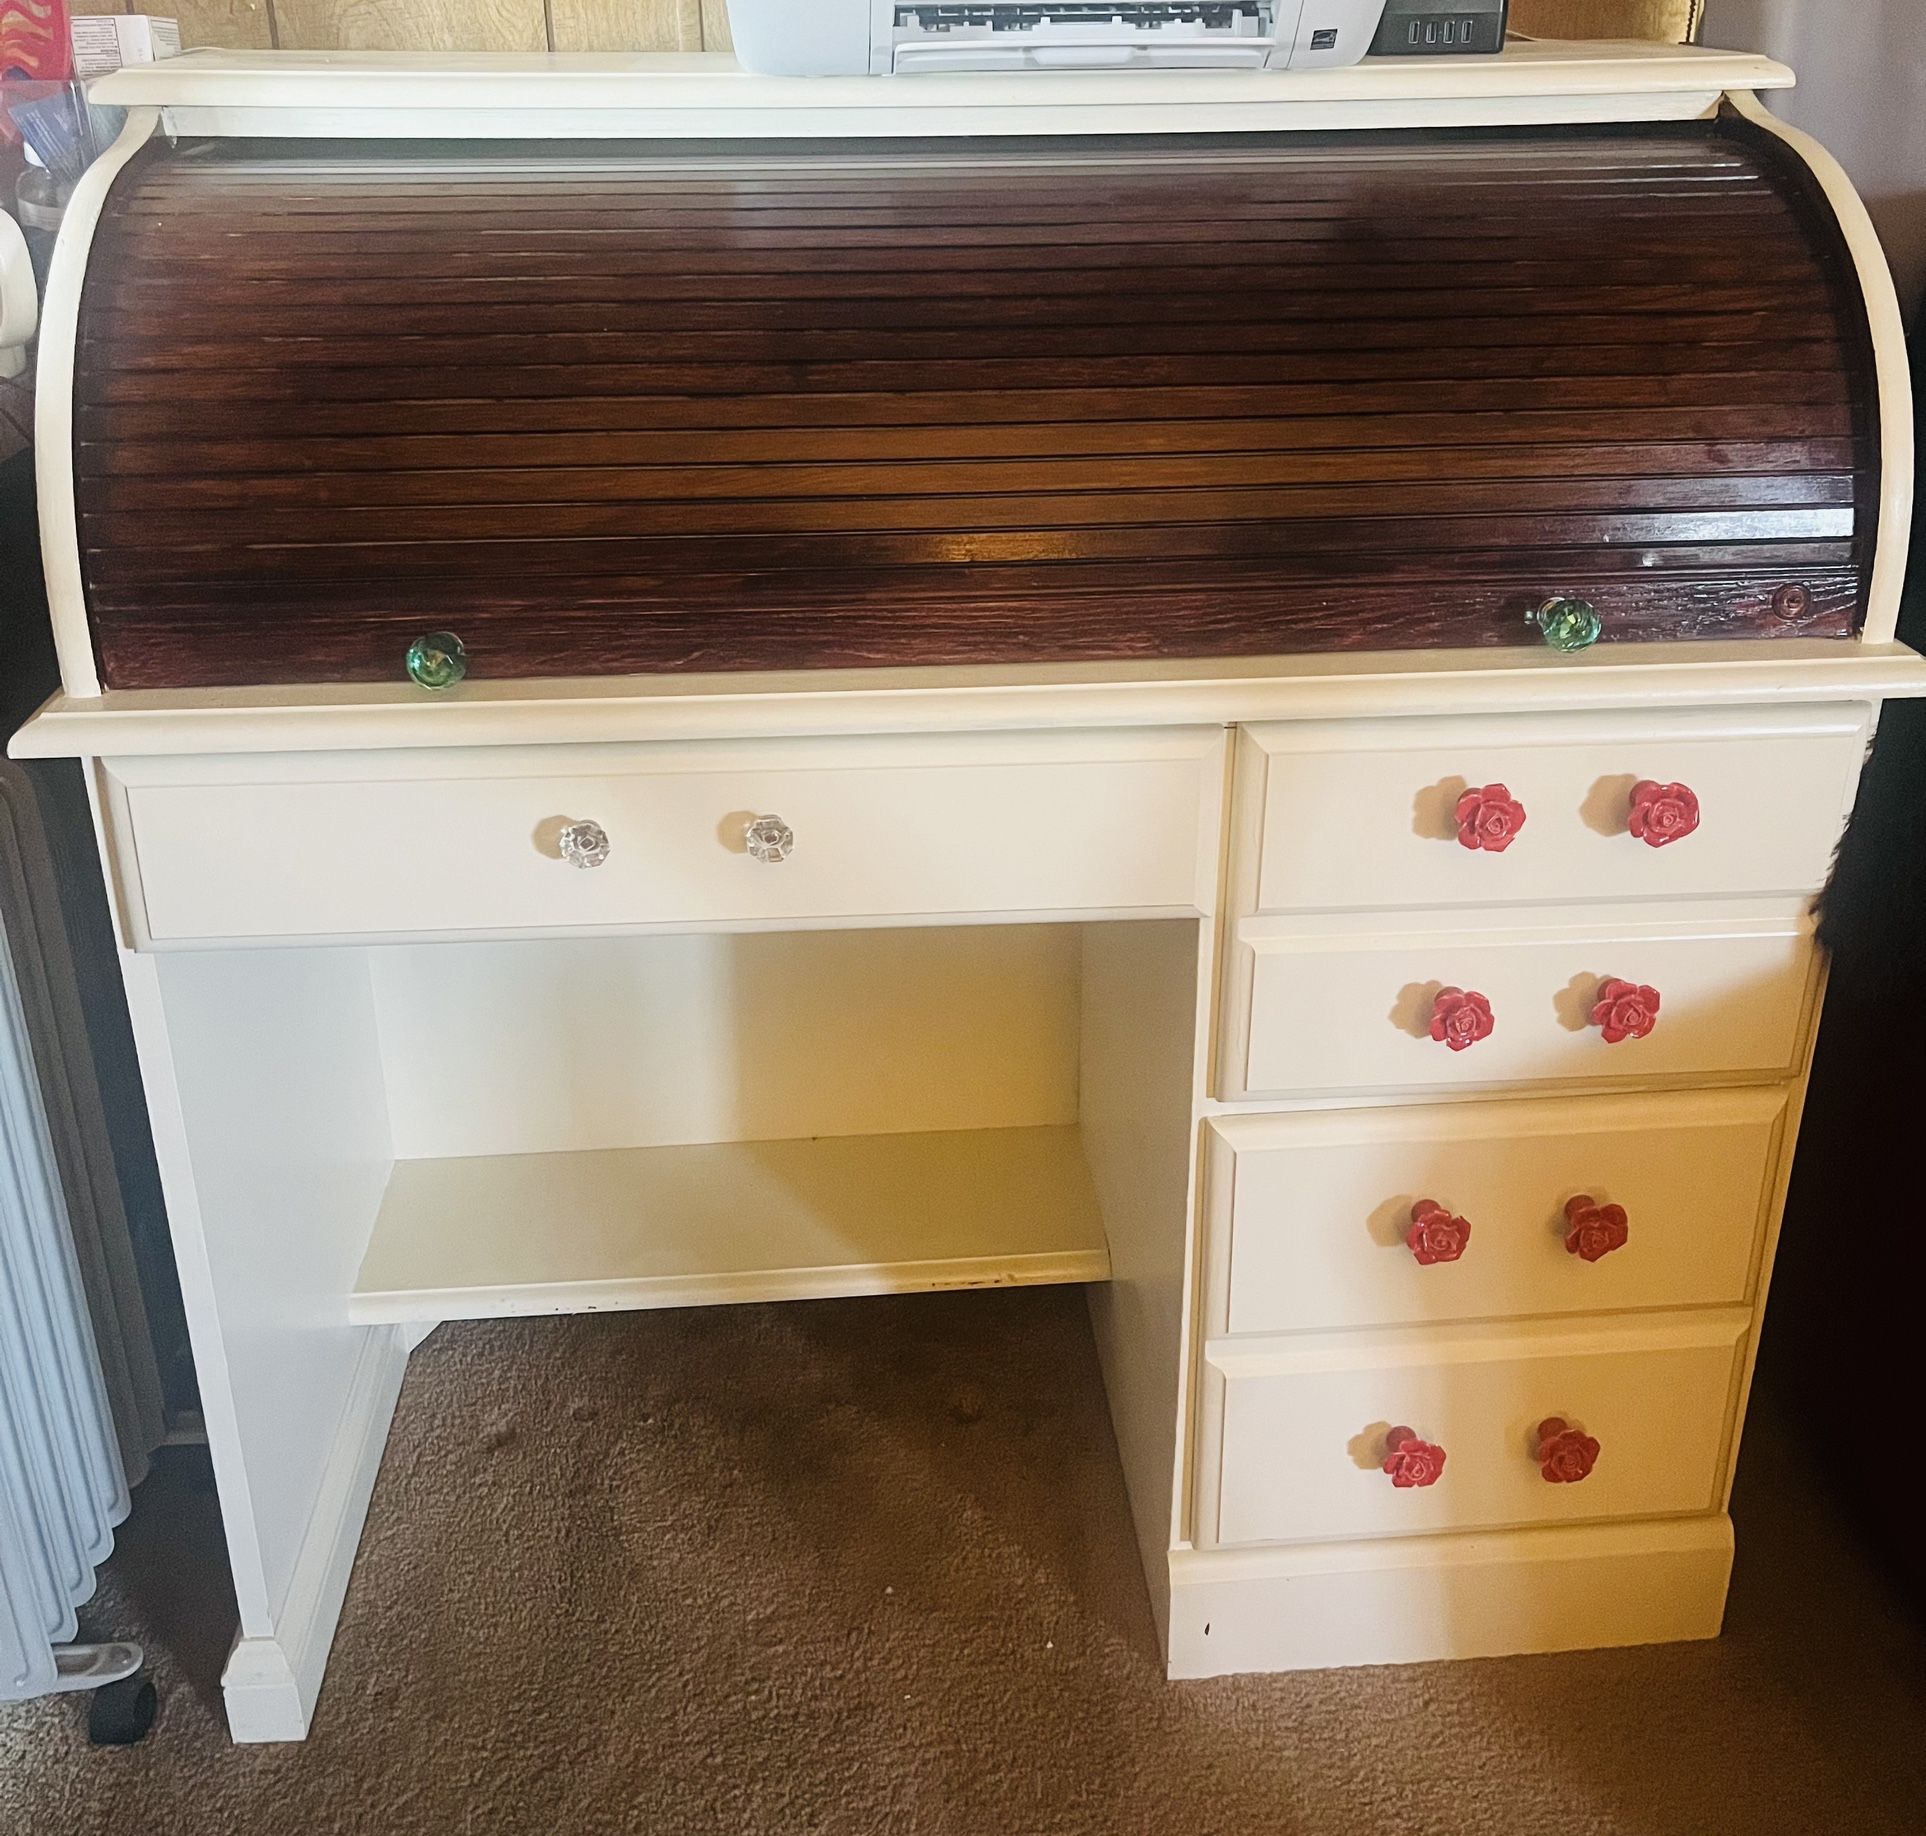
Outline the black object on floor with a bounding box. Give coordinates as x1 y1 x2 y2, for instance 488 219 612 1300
86 1676 158 1748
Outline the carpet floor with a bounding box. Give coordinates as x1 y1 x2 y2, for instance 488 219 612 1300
4 1286 1924 1835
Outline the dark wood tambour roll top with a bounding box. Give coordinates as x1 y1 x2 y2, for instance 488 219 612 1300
74 119 1880 690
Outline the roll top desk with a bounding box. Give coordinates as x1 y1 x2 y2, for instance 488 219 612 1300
13 42 1924 1741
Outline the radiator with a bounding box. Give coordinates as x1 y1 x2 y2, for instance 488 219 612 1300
0 773 150 1703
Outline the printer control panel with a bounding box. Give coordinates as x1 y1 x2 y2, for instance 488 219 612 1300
724 2 1401 75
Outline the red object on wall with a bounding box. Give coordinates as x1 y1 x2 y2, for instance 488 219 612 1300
1406 1200 1473 1266
1429 987 1495 1051
1591 979 1661 1044
1537 1418 1602 1484
1382 1427 1447 1488
1564 1195 1631 1262
0 0 73 81
1455 783 1528 853
1628 780 1701 848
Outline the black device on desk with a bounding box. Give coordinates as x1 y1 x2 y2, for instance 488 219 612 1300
1371 0 1508 54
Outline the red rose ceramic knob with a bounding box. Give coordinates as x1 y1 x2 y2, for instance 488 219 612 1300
1429 987 1495 1052
1407 1200 1472 1266
1455 784 1528 853
1591 979 1660 1044
1382 1427 1447 1489
1564 1196 1630 1263
1537 1418 1601 1484
1628 780 1700 848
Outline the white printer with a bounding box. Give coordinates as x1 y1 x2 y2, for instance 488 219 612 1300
724 3 1397 76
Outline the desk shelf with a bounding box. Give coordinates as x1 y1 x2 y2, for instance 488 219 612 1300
349 1124 1110 1326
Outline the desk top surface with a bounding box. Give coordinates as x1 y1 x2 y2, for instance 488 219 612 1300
16 642 1926 763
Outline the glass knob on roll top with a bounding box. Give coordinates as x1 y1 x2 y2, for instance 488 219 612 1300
405 632 468 690
1532 598 1603 652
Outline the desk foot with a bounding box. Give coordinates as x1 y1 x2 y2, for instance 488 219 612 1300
219 1326 411 1743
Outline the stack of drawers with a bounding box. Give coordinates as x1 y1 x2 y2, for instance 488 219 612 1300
1195 704 1867 1567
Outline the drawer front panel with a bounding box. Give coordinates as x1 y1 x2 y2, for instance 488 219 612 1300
1202 1317 1746 1547
111 733 1221 945
1206 1090 1785 1336
1229 903 1815 1100
1237 707 1867 914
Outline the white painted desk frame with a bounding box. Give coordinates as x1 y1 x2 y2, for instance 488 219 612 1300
15 47 1926 1742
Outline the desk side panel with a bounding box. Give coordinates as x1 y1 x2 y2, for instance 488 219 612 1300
117 934 398 1738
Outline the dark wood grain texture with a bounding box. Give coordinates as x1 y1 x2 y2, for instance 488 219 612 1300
72 122 1880 690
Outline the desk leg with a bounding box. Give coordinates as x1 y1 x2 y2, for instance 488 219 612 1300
1081 919 1216 1659
117 945 400 1742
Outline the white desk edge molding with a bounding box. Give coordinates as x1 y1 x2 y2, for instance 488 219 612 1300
84 42 1796 140
15 645 1926 763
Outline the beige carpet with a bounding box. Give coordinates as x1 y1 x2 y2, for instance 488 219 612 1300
4 1287 1924 1835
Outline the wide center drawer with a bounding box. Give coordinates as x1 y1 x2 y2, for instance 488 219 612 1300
1203 1089 1785 1336
1197 1313 1747 1548
104 731 1225 947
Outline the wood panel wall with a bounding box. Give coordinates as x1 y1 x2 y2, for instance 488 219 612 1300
65 1 1696 56
1511 1 1699 39
63 0 721 52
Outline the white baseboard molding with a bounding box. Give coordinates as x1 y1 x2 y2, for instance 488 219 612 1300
220 1325 410 1742
1165 1515 1734 1678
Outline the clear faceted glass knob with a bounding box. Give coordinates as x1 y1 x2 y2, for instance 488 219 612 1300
405 631 467 690
558 820 611 870
744 814 795 864
1532 598 1603 653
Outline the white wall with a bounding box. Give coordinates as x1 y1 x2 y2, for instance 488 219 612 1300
1700 0 1926 316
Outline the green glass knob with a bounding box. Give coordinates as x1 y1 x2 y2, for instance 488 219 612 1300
405 632 467 691
1533 598 1603 653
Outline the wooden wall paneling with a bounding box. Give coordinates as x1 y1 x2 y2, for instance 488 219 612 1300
72 1 1705 58
549 0 702 53
66 0 276 50
172 0 275 49
1509 1 1701 40
266 0 546 53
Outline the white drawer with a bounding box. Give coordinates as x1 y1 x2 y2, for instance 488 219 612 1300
1222 900 1816 1101
1232 706 1867 915
1197 1313 1746 1547
104 731 1225 947
1203 1090 1784 1336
